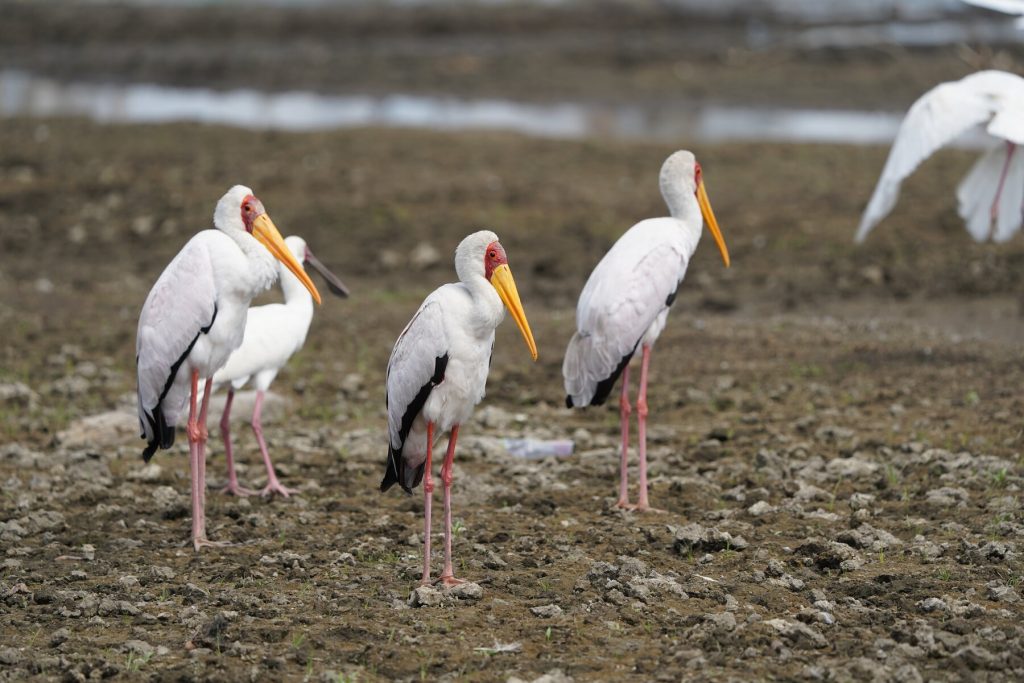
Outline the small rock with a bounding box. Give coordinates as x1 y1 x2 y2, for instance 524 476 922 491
446 582 483 601
150 566 176 581
0 647 21 665
530 604 563 618
123 640 155 657
410 242 441 269
986 582 1020 604
748 501 775 517
409 586 443 607
763 618 827 649
49 628 71 647
917 597 947 613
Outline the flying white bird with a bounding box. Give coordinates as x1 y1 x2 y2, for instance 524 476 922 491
961 0 1024 28
211 235 349 498
856 70 1024 244
136 186 320 551
563 150 730 512
381 230 538 585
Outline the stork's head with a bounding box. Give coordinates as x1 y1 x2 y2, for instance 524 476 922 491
284 235 350 298
659 151 731 268
455 230 538 361
214 185 322 304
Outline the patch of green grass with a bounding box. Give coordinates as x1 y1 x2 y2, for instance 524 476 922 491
991 467 1008 488
125 650 153 673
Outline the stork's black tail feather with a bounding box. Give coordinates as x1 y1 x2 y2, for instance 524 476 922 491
141 406 174 462
380 444 424 495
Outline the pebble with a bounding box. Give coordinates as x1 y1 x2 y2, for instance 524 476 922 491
409 585 442 607
530 604 562 618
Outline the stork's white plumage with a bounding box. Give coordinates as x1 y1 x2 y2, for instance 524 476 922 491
857 70 1024 243
961 0 1024 28
211 235 349 498
563 150 730 511
136 186 320 551
381 230 537 585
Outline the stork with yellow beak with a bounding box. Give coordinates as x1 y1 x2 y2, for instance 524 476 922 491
563 151 730 512
136 185 321 551
381 230 537 586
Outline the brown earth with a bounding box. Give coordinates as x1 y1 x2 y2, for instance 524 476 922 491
2 5 1024 681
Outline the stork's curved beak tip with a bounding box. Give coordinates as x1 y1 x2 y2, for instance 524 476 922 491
490 264 538 362
252 214 322 304
697 180 731 268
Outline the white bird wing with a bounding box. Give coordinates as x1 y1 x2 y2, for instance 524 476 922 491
855 73 1000 242
381 295 450 493
136 234 219 460
957 142 1024 242
212 303 301 390
961 0 1024 15
563 219 689 408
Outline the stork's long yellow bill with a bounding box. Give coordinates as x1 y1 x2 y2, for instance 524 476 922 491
489 264 538 361
696 180 731 268
251 214 323 304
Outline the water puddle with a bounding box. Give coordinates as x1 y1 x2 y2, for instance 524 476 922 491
0 69 992 148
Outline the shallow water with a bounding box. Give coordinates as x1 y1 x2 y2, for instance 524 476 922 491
0 69 996 148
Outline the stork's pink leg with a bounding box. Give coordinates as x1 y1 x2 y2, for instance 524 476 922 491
186 370 204 549
439 425 465 586
635 344 664 513
614 365 632 509
194 377 230 550
251 390 296 498
220 388 256 496
421 421 436 585
992 142 1017 227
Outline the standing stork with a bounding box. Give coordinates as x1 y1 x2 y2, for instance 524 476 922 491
212 235 349 498
136 186 321 551
381 230 537 586
563 150 730 512
856 70 1024 244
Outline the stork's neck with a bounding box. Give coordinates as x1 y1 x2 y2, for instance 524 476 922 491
466 275 505 333
279 265 315 316
227 229 278 297
661 183 701 226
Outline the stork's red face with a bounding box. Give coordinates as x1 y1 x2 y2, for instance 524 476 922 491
483 241 508 281
240 194 266 233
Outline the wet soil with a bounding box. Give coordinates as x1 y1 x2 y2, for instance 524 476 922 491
2 118 1024 681
2 5 1024 681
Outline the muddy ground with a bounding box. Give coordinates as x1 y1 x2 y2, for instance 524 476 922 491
3 4 1024 682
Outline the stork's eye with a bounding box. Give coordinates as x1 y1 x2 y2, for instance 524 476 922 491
488 250 496 259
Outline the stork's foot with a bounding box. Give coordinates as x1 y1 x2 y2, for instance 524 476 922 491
261 481 297 498
220 482 257 497
193 536 232 552
436 574 466 587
